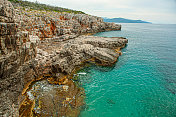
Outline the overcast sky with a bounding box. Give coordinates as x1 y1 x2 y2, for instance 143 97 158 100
28 0 176 24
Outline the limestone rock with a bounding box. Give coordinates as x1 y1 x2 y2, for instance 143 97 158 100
0 0 128 116
0 0 39 116
13 8 121 40
52 36 128 74
0 0 15 23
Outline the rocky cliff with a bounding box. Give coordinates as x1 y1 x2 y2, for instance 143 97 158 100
0 0 39 116
0 0 127 116
14 6 121 40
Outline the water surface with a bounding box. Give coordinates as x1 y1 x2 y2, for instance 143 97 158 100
79 23 176 117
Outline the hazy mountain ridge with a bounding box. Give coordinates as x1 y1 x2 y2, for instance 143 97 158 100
104 18 151 23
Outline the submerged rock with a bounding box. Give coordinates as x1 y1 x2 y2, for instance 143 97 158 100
20 80 85 117
107 99 116 105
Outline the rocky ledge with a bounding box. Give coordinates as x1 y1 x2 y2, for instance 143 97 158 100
18 35 127 117
0 0 128 116
52 36 127 74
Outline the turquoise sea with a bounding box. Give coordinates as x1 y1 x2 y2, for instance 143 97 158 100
78 24 176 117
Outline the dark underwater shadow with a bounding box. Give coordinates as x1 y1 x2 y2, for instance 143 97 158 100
93 64 116 72
157 63 176 95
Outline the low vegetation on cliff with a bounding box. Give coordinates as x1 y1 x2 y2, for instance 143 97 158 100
8 0 86 14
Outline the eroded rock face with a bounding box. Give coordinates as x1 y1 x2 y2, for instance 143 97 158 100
20 80 85 117
52 36 128 74
0 0 127 116
18 35 127 117
34 35 128 76
0 0 39 116
0 0 15 23
14 7 121 40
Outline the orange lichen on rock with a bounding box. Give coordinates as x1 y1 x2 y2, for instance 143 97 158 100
19 75 85 117
19 97 35 117
115 47 123 55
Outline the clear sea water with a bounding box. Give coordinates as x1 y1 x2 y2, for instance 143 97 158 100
78 23 176 117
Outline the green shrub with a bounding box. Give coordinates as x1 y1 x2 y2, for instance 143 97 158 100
8 0 86 14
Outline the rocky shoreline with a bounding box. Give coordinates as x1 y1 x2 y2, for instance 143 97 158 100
0 0 128 116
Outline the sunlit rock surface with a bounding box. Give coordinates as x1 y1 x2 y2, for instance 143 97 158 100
20 80 85 117
52 36 128 74
14 7 121 40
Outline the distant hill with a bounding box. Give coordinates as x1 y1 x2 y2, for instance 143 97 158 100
8 0 86 14
104 18 151 23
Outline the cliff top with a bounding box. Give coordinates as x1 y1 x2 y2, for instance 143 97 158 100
8 0 86 14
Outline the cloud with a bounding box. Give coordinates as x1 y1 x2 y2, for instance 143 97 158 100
28 0 176 24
